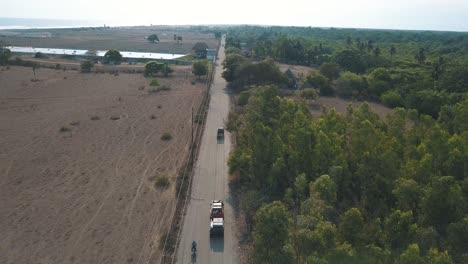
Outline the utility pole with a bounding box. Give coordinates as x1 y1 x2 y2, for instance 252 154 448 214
191 107 194 154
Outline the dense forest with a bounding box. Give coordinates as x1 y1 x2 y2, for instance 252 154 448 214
223 26 468 263
223 26 468 118
227 86 467 263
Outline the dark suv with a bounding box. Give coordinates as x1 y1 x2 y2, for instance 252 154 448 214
217 127 224 139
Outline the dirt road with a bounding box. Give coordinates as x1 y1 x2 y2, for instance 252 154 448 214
175 37 237 264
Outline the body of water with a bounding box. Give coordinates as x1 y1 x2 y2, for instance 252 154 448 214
6 46 187 60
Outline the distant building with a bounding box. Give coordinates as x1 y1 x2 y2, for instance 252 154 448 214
206 49 216 61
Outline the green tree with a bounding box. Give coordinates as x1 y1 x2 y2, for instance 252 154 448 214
335 71 367 98
415 48 426 64
192 59 209 79
339 208 365 247
373 46 381 57
334 49 368 73
423 176 464 234
428 249 454 264
390 45 396 60
346 36 353 46
192 42 209 56
0 48 11 65
144 61 165 77
161 63 173 77
399 244 424 264
311 175 337 205
319 63 341 81
80 60 94 73
368 67 392 96
381 91 404 108
306 72 333 95
103 49 122 64
383 210 417 252
147 34 159 43
439 62 468 93
222 53 248 82
253 201 292 264
447 216 468 259
392 178 422 212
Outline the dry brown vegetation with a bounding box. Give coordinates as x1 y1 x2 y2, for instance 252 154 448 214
0 26 218 54
0 65 204 264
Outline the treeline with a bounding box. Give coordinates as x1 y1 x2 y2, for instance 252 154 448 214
228 86 468 263
223 26 468 118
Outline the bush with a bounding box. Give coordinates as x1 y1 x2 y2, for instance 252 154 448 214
381 91 403 108
0 48 12 65
90 116 100 120
80 60 94 73
158 85 171 91
59 126 70 132
300 88 319 99
306 72 333 95
161 132 172 140
319 63 341 80
150 79 160 87
145 61 165 76
34 52 46 58
155 175 170 188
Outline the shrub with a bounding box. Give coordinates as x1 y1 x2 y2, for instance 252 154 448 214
305 72 333 96
90 116 100 120
80 60 94 73
319 63 341 80
150 79 160 87
158 85 171 91
161 132 172 140
59 126 70 132
150 114 156 119
155 175 170 188
300 88 319 99
381 91 403 108
34 52 45 58
110 116 120 120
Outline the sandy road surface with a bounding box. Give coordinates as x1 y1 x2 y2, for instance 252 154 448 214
0 66 204 264
175 37 237 264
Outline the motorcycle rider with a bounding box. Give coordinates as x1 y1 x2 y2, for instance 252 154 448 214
192 240 197 254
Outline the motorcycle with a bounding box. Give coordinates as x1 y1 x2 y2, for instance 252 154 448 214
191 240 197 258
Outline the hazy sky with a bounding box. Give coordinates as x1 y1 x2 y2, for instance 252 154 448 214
2 0 468 31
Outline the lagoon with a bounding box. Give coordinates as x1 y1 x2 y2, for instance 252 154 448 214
5 46 187 60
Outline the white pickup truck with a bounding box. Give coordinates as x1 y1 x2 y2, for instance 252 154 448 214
210 200 224 236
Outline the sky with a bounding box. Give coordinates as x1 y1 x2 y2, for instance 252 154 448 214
2 0 468 31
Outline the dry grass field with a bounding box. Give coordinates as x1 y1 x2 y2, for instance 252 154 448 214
0 65 204 264
0 26 219 54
